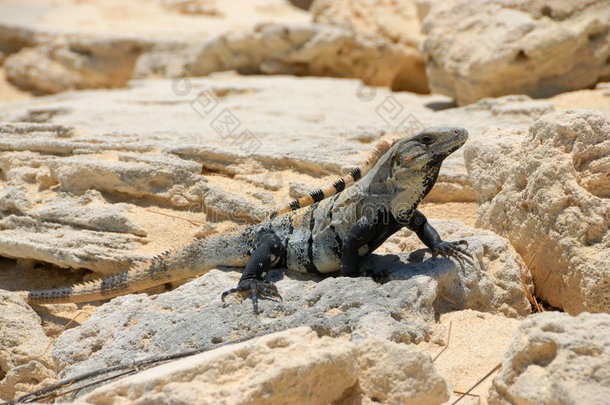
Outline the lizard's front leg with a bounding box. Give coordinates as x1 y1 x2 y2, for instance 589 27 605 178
221 232 284 314
407 210 471 261
340 217 379 277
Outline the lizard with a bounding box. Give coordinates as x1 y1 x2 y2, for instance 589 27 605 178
19 127 471 313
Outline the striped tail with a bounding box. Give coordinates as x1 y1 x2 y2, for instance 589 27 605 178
20 232 250 305
269 138 398 218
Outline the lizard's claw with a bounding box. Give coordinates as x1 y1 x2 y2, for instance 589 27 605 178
221 279 282 314
431 239 472 263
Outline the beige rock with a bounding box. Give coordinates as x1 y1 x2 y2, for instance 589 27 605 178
0 291 55 400
422 0 610 105
158 0 220 16
4 37 145 94
311 0 428 92
0 0 308 42
190 22 408 89
465 110 610 313
0 75 560 278
489 312 610 405
355 339 449 405
381 219 534 318
78 327 449 405
80 327 357 405
0 0 309 93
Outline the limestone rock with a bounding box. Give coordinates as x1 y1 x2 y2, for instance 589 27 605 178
0 0 310 93
81 327 359 405
51 269 436 379
422 0 610 105
0 76 560 278
0 291 55 401
4 37 145 94
465 110 610 313
489 312 610 405
190 22 407 89
377 219 534 318
76 327 448 405
311 0 428 92
158 0 221 16
355 338 449 404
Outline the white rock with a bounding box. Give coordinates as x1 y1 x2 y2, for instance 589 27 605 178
422 0 610 105
50 269 437 379
489 312 610 405
465 109 610 313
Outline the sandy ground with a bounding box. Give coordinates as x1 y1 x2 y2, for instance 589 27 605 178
419 310 520 405
0 68 31 103
0 0 309 40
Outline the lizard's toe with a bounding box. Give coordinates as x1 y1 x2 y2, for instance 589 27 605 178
432 240 472 262
221 279 282 314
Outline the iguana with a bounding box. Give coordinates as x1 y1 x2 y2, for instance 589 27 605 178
20 127 471 313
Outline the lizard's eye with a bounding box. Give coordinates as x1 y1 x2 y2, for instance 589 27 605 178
420 135 434 144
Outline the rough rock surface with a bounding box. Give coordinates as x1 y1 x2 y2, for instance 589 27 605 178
190 22 407 90
379 219 534 318
77 327 448 405
44 216 530 382
49 269 435 380
0 0 309 94
0 75 557 272
4 37 145 94
489 312 610 405
354 338 449 404
0 291 55 400
422 0 610 105
311 0 428 92
465 109 610 314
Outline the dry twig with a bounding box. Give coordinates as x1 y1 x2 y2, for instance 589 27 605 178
433 321 452 362
452 363 502 405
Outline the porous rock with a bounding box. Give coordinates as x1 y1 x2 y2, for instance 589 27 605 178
311 0 429 92
190 22 407 89
0 291 55 400
355 338 449 404
78 327 449 405
377 219 534 318
81 327 359 405
465 109 610 313
50 269 436 379
4 37 145 94
422 0 610 105
0 76 561 280
489 312 610 405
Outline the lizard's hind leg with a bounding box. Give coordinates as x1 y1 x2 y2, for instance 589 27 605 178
221 232 284 314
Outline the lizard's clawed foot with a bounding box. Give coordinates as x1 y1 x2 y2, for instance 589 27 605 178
221 278 282 314
431 239 472 263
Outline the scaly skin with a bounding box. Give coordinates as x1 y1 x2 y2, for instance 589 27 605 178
21 127 471 312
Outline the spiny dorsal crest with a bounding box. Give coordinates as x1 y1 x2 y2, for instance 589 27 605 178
269 138 399 218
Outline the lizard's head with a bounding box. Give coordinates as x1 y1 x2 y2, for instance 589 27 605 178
389 127 468 180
